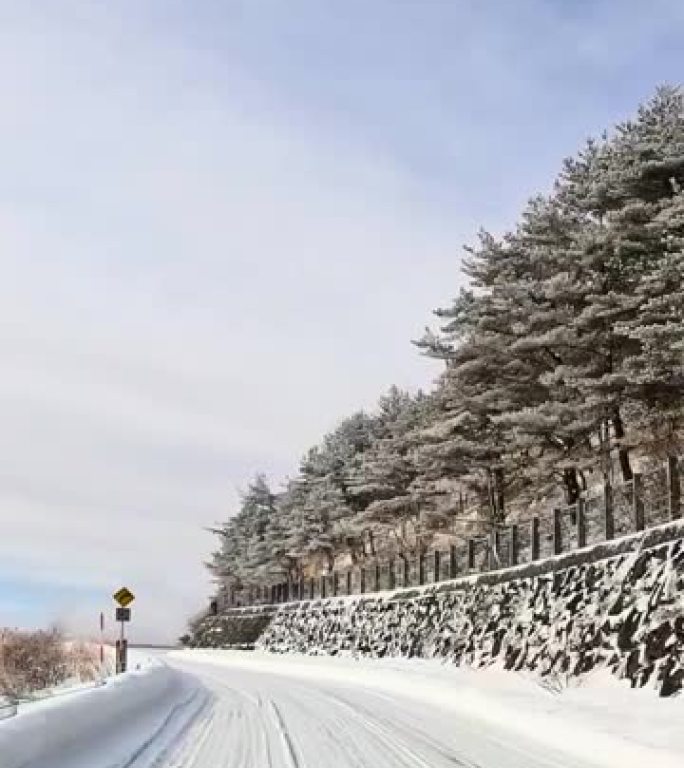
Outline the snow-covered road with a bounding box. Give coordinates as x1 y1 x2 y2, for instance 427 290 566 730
158 653 624 768
3 650 682 768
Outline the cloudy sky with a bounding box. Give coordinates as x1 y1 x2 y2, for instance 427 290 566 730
0 1 681 643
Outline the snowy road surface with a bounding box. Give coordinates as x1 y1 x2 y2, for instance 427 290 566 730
158 651 678 768
3 650 682 768
164 655 569 767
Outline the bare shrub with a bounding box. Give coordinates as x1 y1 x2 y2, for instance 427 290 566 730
0 628 69 697
64 640 102 683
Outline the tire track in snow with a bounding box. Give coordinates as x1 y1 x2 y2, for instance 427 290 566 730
268 701 301 768
157 655 607 768
162 661 467 768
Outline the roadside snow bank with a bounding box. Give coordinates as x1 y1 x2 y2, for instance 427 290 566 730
171 649 684 768
0 657 206 768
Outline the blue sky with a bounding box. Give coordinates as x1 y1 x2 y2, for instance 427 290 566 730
0 573 104 631
0 1 681 642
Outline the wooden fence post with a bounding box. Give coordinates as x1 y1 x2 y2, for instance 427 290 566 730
553 508 563 555
418 553 426 585
467 539 475 571
403 556 410 587
604 480 614 540
577 498 586 548
332 572 338 597
531 517 540 560
509 524 518 566
309 579 315 600
388 558 395 590
667 455 681 521
360 568 366 594
346 570 352 595
320 575 326 599
449 545 457 578
633 473 645 531
433 551 441 582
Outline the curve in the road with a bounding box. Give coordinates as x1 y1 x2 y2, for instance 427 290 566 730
158 655 597 768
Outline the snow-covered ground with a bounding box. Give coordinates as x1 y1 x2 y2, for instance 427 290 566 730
2 649 683 768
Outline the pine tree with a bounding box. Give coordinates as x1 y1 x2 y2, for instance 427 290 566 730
204 86 683 603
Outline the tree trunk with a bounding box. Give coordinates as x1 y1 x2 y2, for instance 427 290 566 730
494 467 505 523
562 468 581 505
612 408 633 481
487 469 497 522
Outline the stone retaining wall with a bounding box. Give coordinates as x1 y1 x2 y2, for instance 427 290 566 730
189 605 277 649
256 522 684 696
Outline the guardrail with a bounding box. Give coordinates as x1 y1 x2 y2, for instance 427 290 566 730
223 454 682 608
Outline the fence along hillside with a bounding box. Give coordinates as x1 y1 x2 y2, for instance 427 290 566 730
215 455 682 610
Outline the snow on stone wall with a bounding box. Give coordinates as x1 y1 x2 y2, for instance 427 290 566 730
255 523 684 697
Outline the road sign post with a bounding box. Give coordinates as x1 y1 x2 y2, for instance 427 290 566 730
99 612 104 670
113 587 135 674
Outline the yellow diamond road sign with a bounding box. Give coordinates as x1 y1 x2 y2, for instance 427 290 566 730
113 587 135 608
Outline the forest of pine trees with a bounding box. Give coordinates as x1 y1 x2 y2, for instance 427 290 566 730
207 86 684 600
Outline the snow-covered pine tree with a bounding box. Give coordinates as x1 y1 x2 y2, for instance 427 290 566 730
550 85 684 477
204 85 683 604
345 388 429 557
618 188 683 447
